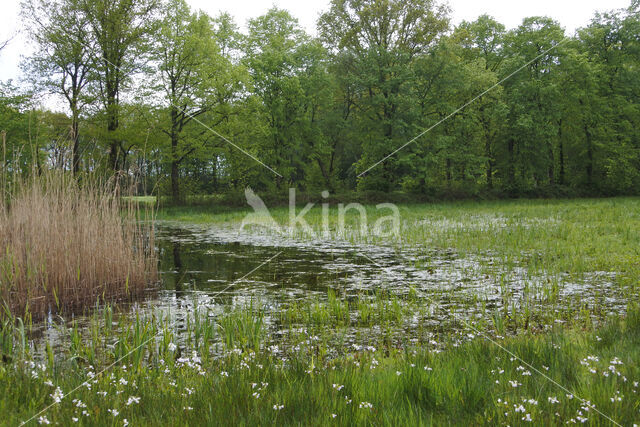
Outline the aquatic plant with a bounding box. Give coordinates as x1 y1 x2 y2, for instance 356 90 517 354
0 173 157 318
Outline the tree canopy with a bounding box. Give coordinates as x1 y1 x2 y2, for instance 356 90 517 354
3 0 639 201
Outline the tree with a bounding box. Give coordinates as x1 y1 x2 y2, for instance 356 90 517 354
244 8 315 188
501 17 565 191
81 0 159 171
21 0 94 175
318 0 450 191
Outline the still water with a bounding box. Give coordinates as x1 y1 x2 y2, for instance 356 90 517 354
33 222 626 355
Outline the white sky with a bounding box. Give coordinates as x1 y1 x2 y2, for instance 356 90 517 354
0 0 632 84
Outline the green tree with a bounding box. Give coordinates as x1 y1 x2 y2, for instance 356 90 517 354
81 0 159 171
21 0 94 174
318 0 449 191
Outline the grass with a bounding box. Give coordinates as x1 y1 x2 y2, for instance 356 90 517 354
1 298 639 425
0 196 638 424
0 174 158 318
157 197 640 276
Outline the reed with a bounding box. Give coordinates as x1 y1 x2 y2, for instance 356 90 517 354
0 173 157 318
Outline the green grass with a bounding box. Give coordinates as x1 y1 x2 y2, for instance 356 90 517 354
1 300 640 425
2 197 639 425
158 197 640 276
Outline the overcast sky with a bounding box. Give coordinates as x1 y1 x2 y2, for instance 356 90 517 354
0 0 632 83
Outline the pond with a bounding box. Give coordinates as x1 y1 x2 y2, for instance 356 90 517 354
32 222 626 358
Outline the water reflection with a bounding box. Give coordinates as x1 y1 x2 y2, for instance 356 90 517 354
29 222 628 357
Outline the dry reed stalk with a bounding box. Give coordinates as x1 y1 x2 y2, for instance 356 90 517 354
0 173 157 318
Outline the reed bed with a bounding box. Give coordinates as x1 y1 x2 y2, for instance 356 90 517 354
0 174 157 318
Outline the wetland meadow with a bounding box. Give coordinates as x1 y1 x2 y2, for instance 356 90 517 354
2 197 640 425
2 0 640 424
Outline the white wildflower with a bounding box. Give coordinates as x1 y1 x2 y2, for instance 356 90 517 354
50 387 64 404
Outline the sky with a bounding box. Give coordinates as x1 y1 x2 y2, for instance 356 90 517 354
0 0 632 84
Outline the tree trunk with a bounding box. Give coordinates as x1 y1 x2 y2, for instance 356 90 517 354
171 133 181 203
107 106 119 171
71 114 80 175
485 137 493 189
558 120 565 185
585 124 593 188
508 138 515 185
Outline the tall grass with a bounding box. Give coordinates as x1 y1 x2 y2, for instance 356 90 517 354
0 173 158 318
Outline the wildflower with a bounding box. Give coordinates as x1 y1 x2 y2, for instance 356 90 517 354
119 378 128 386
126 396 140 406
566 393 573 399
123 420 129 427
359 401 373 409
183 406 193 411
514 404 526 413
73 399 87 408
548 396 559 404
97 391 108 397
332 384 344 391
396 371 402 376
509 380 521 388
522 413 532 422
424 366 432 371
168 342 177 351
252 392 260 399
108 409 119 417
50 387 64 404
37 416 50 425
44 380 54 387
220 371 229 377
72 417 79 423
331 414 337 418
273 404 284 410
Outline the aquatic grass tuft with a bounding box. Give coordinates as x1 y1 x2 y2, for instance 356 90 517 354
0 173 158 319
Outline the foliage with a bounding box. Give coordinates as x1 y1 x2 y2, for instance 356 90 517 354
3 0 640 199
